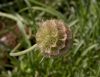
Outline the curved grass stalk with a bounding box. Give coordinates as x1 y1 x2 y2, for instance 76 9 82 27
0 12 17 21
19 6 67 22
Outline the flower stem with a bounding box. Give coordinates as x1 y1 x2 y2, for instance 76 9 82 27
10 44 38 56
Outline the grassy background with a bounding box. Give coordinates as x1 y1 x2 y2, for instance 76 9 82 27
0 0 100 77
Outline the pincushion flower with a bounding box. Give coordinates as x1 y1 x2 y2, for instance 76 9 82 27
36 19 72 57
9 19 72 57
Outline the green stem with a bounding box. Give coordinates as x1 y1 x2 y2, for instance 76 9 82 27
10 44 38 56
0 12 17 21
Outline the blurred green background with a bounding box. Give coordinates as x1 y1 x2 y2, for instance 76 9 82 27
0 0 100 77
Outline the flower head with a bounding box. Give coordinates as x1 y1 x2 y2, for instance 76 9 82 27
36 19 72 57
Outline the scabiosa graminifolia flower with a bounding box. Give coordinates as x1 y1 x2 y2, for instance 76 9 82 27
9 19 72 57
36 19 72 57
